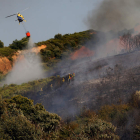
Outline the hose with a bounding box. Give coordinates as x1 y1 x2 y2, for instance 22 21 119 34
22 22 27 32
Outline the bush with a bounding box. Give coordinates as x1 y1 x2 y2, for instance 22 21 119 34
8 56 13 62
0 96 43 140
98 104 130 126
64 42 71 49
0 40 4 48
46 50 52 57
70 40 76 48
130 91 140 108
54 47 62 58
133 125 140 140
40 49 54 62
59 112 119 140
40 49 46 55
0 47 16 57
83 118 119 140
36 30 93 63
54 42 64 50
47 44 56 52
54 33 62 39
9 37 29 50
6 95 61 134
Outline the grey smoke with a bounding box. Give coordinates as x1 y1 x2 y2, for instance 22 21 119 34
3 38 44 85
85 0 140 32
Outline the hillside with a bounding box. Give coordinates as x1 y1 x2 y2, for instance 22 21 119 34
0 30 96 75
3 49 139 117
0 45 46 75
1 29 140 139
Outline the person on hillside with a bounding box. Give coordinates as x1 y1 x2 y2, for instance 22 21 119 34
50 84 53 90
68 73 71 83
72 73 75 81
62 78 65 82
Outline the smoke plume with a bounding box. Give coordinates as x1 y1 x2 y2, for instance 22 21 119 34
85 0 140 32
3 38 44 85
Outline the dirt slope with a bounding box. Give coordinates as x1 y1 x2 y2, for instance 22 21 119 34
0 45 46 74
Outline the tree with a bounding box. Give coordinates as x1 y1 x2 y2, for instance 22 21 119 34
54 47 62 58
59 111 119 140
9 37 29 50
0 96 43 140
54 33 62 39
7 95 61 134
133 125 140 140
0 40 4 48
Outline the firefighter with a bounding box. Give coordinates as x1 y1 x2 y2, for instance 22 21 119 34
50 84 53 90
68 73 71 83
73 73 75 78
72 73 75 80
62 78 65 82
39 88 43 95
70 75 72 80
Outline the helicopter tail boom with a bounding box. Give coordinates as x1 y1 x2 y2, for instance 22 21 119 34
5 14 17 18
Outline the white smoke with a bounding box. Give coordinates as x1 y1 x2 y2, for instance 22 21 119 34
3 38 44 85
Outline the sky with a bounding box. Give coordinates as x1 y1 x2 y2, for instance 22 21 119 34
0 0 102 46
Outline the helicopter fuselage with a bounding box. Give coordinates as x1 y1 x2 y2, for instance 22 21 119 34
17 13 24 22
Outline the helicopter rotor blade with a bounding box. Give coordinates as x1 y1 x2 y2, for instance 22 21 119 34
20 7 29 13
5 14 17 18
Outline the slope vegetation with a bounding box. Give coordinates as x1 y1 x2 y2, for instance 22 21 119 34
1 29 140 139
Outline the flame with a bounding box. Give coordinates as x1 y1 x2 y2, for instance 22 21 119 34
70 46 94 60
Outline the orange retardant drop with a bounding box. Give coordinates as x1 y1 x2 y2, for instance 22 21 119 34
26 31 30 37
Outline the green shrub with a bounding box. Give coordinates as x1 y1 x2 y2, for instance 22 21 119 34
0 96 43 140
54 33 62 39
59 113 119 140
0 76 53 98
8 95 34 115
40 48 46 55
9 37 29 50
47 44 56 52
63 42 70 48
0 40 4 48
46 50 53 58
133 125 140 140
36 30 92 60
0 47 16 57
70 40 76 48
98 104 130 126
83 118 119 140
8 56 13 62
130 91 140 108
6 95 61 134
54 47 62 58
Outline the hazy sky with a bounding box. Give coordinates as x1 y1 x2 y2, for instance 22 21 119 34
0 0 102 46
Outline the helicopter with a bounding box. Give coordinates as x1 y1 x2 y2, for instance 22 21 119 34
5 8 31 37
5 8 28 25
